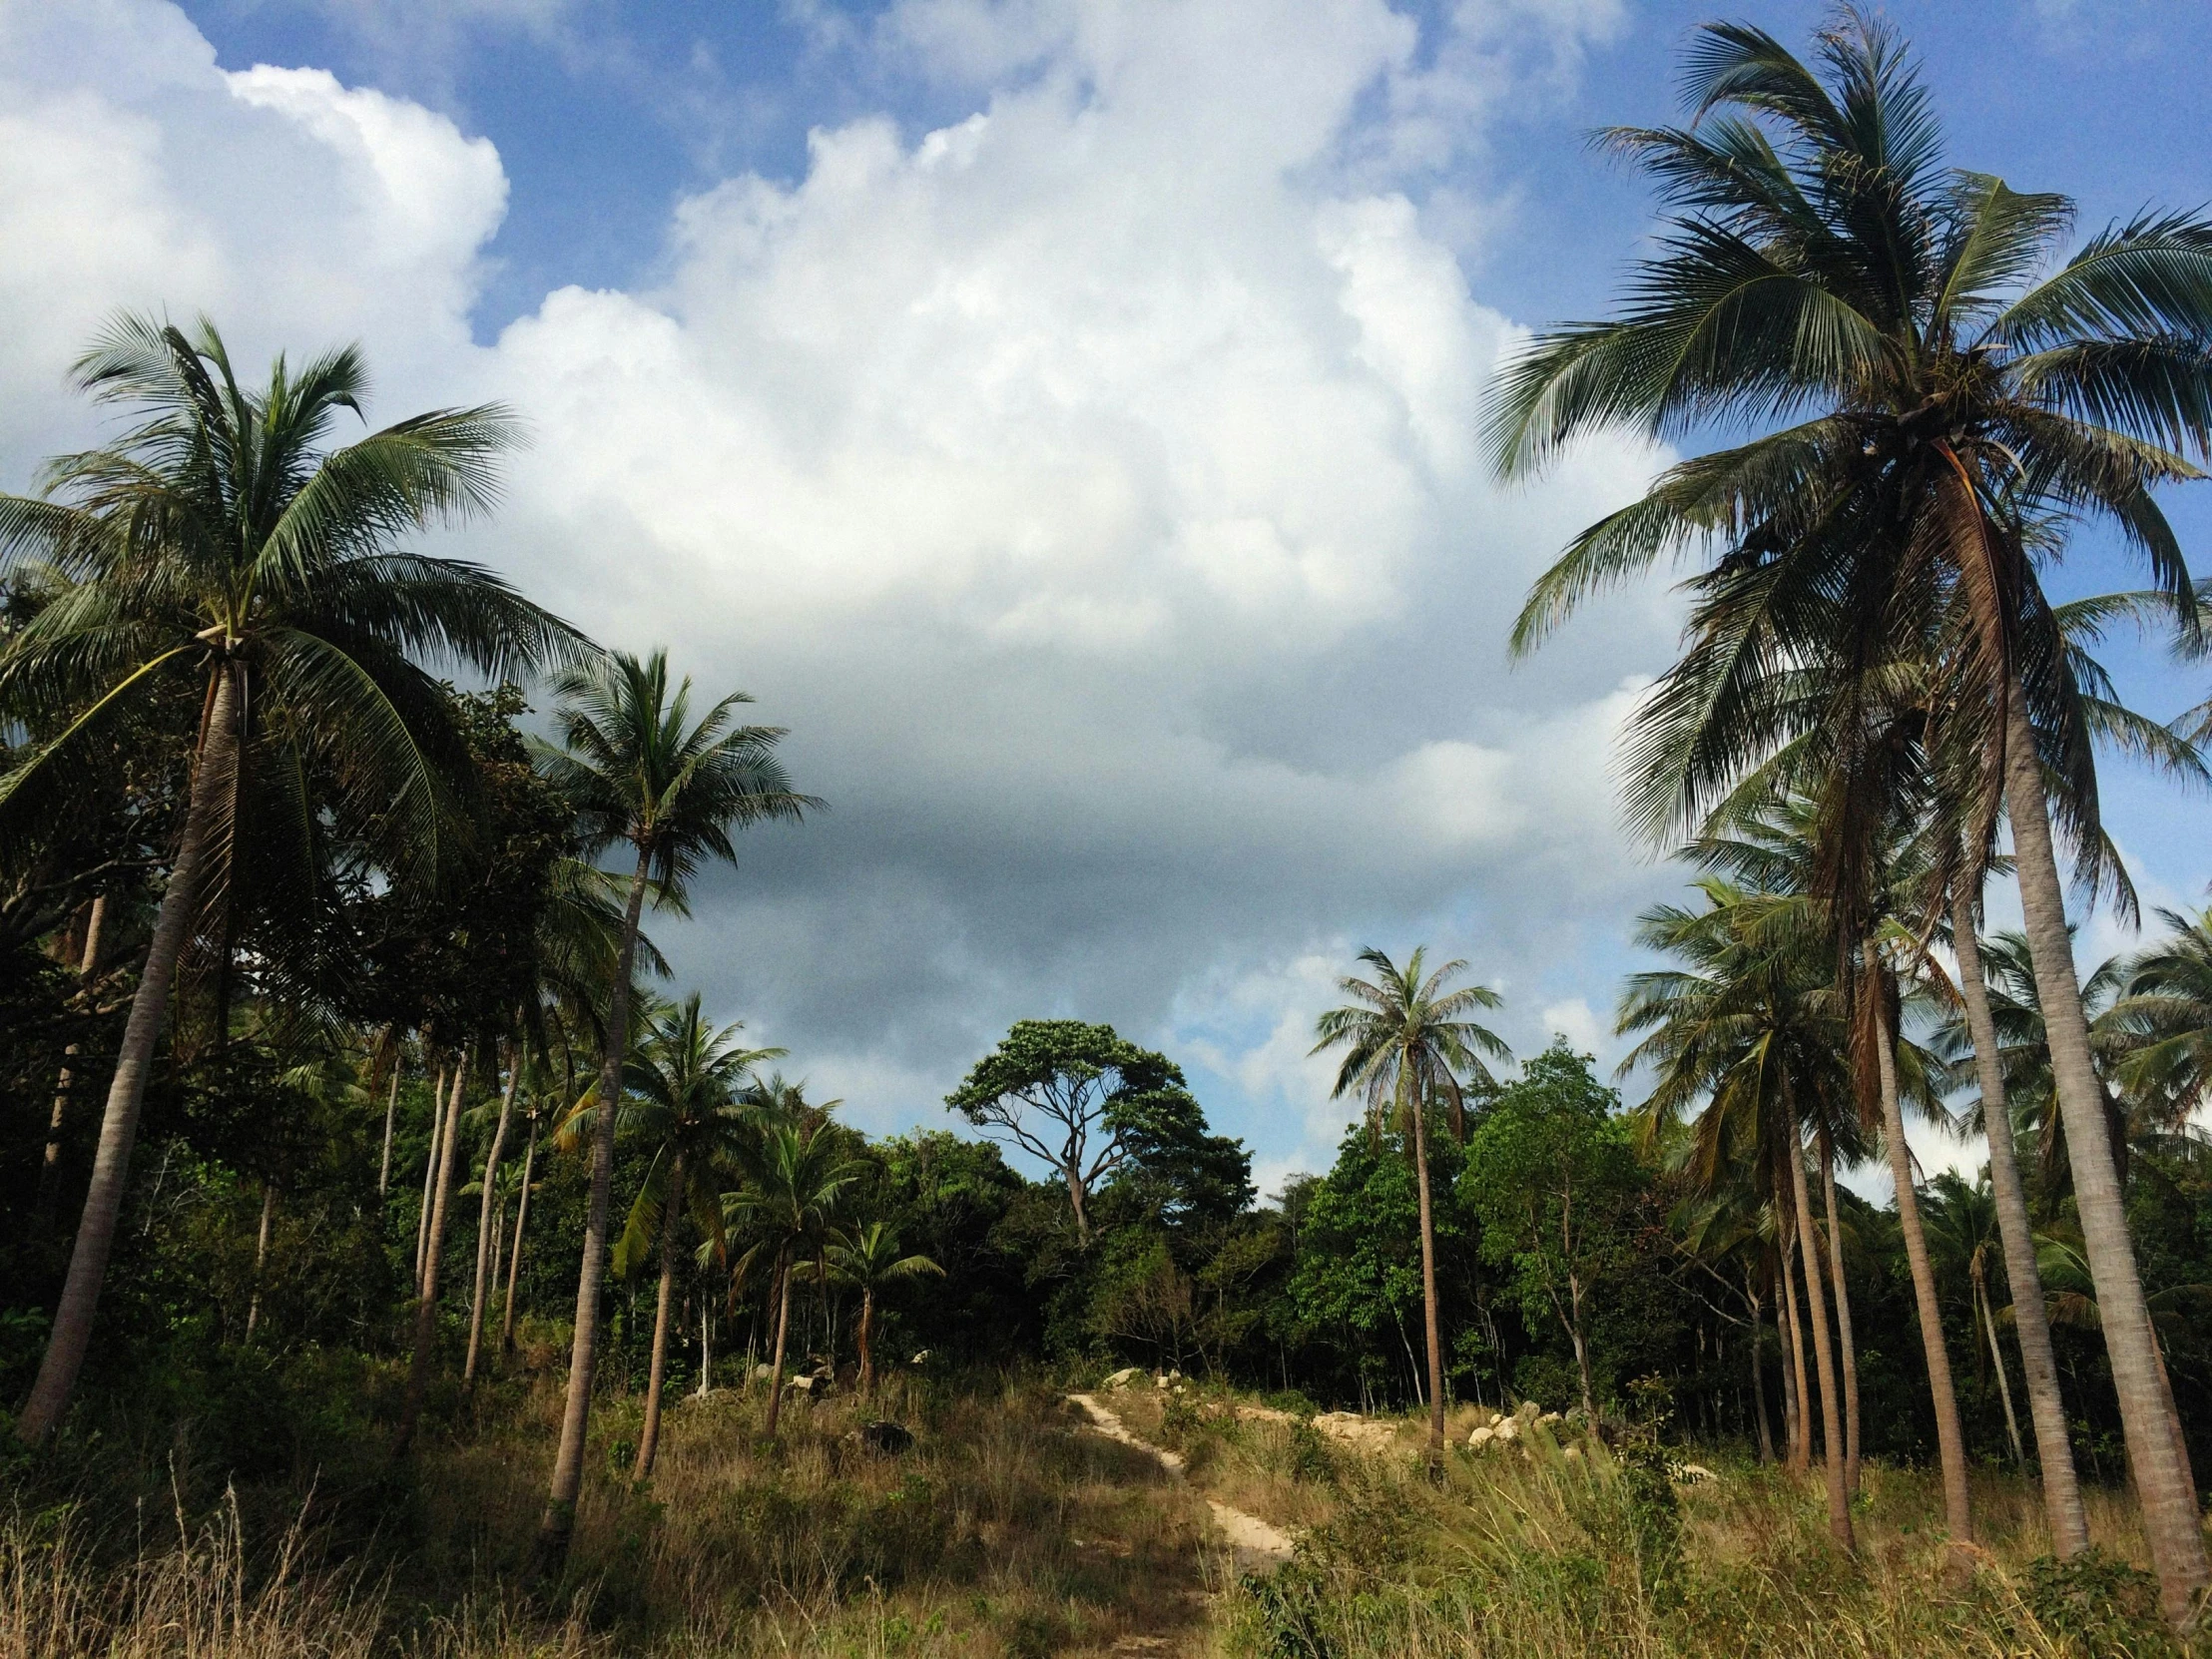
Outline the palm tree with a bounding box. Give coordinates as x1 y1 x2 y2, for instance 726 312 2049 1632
1619 881 1857 1548
808 1222 943 1395
1487 13 2212 1612
726 1118 862 1437
0 314 578 1446
1923 1173 2028 1467
567 992 781 1480
528 649 817 1569
1311 946 1508 1467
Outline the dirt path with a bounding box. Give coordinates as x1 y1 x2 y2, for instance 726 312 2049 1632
1066 1393 1295 1575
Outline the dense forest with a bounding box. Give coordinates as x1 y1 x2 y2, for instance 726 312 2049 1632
7 8 2212 1655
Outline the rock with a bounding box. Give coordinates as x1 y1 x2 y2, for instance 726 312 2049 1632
860 1419 914 1455
1102 1367 1143 1390
1670 1461 1716 1484
1466 1424 1495 1450
909 1350 931 1366
786 1373 819 1393
752 1364 776 1382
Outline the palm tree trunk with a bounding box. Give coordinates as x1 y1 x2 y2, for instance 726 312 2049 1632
764 1249 795 1438
1867 941 1973 1546
699 1299 712 1399
1407 1087 1447 1468
245 1180 276 1343
1951 883 2089 1555
1787 1119 1854 1549
1977 1268 2027 1467
415 1066 446 1286
16 668 240 1447
634 1151 683 1480
377 1059 401 1198
858 1288 876 1396
1779 1232 1810 1472
463 1047 520 1387
535 848 652 1577
2003 674 2206 1620
502 1115 537 1357
393 1053 468 1456
1819 1129 1862 1494
1748 1270 1775 1464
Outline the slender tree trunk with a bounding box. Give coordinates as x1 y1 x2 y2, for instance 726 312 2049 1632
2005 676 2205 1620
1749 1273 1775 1464
1065 1167 1091 1248
502 1115 537 1357
764 1249 795 1438
393 1054 469 1456
1408 1089 1447 1468
1953 879 2093 1556
1819 1129 1862 1494
463 1048 519 1387
634 1152 683 1480
1867 941 1973 1547
1779 1232 1810 1472
534 848 652 1576
1788 1120 1854 1549
17 670 240 1446
244 1180 276 1343
377 1060 401 1198
1977 1268 2027 1467
858 1288 876 1396
699 1299 713 1399
415 1066 446 1286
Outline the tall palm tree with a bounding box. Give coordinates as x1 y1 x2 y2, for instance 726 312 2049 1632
1311 946 1509 1467
0 314 579 1447
1619 881 1857 1548
529 649 816 1571
568 992 781 1480
806 1222 943 1395
1488 13 2212 1612
726 1118 862 1438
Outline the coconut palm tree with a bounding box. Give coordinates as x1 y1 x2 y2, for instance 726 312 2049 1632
806 1222 943 1395
1488 12 2212 1611
0 314 580 1447
565 992 782 1479
1619 880 1857 1547
726 1118 862 1437
1311 946 1509 1468
528 649 817 1570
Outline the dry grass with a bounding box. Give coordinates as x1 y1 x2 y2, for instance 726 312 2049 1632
3 1377 1220 1658
7 1375 2202 1659
1096 1381 2199 1659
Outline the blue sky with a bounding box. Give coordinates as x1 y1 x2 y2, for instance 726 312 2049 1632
8 0 2212 1196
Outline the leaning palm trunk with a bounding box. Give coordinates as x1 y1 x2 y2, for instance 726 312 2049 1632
763 1248 796 1438
1786 1113 1853 1548
1951 883 2089 1555
16 670 240 1446
2001 680 2207 1615
393 1055 469 1456
501 1116 537 1357
1977 1265 2027 1467
244 1181 276 1343
1818 1131 1861 1493
1867 943 1973 1546
534 848 651 1576
634 1151 683 1480
415 1067 446 1286
462 1051 520 1386
1407 1090 1448 1467
377 1061 401 1198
